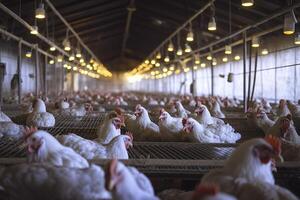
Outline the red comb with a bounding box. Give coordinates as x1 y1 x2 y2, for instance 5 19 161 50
182 118 188 126
193 184 219 199
265 135 281 156
23 126 38 141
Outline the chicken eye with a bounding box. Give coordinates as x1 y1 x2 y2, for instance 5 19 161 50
32 137 36 142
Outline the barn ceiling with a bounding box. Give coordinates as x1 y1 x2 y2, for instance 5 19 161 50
0 0 296 72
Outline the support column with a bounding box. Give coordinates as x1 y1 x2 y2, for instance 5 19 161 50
35 44 39 97
17 40 22 104
211 60 214 96
243 31 247 112
44 55 47 96
61 66 64 94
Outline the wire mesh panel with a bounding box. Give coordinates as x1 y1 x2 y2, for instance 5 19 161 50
53 114 106 129
128 143 236 160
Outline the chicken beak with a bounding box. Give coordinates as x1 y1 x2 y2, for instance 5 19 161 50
120 122 126 128
159 115 165 121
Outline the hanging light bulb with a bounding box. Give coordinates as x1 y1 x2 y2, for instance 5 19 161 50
241 0 254 7
35 3 46 19
186 28 194 42
176 47 183 56
206 53 212 60
283 12 296 35
234 55 241 61
167 41 174 52
193 65 198 70
57 55 63 63
79 58 84 63
194 54 200 64
208 16 217 31
75 48 82 58
169 65 175 71
151 59 156 65
251 37 260 48
261 48 269 55
49 59 54 64
200 63 206 68
30 26 39 35
155 62 160 67
25 50 32 58
63 38 71 51
163 67 168 72
225 45 232 54
222 57 228 62
145 60 150 64
156 52 162 59
294 34 300 45
50 46 56 51
69 53 75 61
175 69 181 74
184 43 192 53
212 58 217 66
164 56 170 63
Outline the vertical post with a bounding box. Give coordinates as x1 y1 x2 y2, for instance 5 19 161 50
35 44 39 97
44 55 47 96
61 66 64 94
17 40 22 104
243 31 247 112
54 63 57 96
191 64 195 96
247 42 252 105
71 69 74 92
210 60 214 96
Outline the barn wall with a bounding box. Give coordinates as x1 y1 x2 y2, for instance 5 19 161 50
127 35 300 102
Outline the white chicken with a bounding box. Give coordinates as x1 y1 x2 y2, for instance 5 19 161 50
194 105 225 126
158 109 184 141
24 127 89 168
105 159 159 200
175 101 191 118
256 109 275 134
95 112 123 144
0 122 24 140
266 114 300 144
276 99 291 117
182 118 240 143
261 98 272 113
26 99 55 127
194 106 240 143
132 104 160 141
211 100 225 118
58 132 133 160
201 136 298 200
0 163 111 200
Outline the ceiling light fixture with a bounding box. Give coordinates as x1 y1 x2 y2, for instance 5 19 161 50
251 37 260 47
283 11 297 35
35 2 46 19
241 0 254 7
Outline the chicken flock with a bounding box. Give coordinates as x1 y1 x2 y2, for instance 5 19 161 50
0 91 299 200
